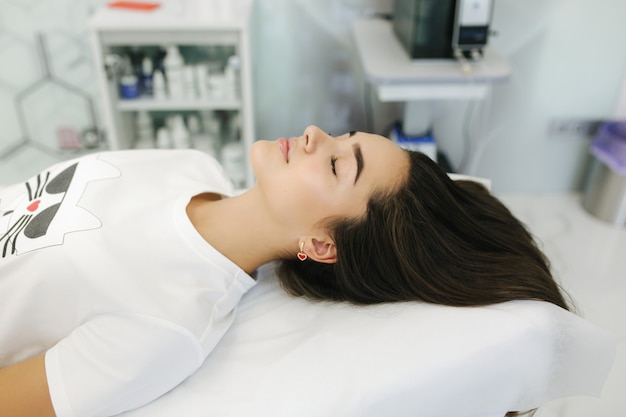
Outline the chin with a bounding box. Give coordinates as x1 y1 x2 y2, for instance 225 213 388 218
248 140 271 181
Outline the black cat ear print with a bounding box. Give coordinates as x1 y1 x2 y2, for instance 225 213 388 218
0 164 77 257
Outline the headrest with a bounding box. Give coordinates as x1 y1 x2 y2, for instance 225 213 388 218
120 265 615 417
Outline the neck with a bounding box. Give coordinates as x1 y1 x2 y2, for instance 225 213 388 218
186 187 292 275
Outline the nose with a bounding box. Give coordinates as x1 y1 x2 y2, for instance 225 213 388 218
302 125 329 153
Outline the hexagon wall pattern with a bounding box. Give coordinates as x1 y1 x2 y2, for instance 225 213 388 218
0 0 108 184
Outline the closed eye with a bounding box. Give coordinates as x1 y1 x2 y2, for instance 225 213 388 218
331 156 337 176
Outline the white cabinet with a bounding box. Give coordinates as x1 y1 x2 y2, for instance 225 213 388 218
89 3 255 187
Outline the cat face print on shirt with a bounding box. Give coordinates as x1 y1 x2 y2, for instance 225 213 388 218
0 155 120 257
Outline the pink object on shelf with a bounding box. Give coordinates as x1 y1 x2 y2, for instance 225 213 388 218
107 1 161 11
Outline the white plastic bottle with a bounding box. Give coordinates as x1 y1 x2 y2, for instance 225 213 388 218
184 65 197 99
153 70 166 100
194 64 209 99
200 110 222 157
171 114 191 149
141 56 154 97
224 55 240 99
134 110 154 148
187 114 201 139
156 127 172 149
163 45 185 99
221 141 246 188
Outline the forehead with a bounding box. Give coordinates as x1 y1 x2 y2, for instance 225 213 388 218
357 132 407 165
356 132 409 189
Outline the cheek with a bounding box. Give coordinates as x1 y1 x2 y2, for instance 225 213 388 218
278 176 334 224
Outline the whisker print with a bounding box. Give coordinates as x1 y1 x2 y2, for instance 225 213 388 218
1 215 29 258
0 214 27 242
34 173 42 198
8 217 30 256
38 171 51 198
26 181 33 201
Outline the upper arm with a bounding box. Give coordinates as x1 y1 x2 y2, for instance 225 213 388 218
46 313 203 417
0 353 56 417
0 315 204 417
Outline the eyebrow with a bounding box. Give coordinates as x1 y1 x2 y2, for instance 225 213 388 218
353 143 363 185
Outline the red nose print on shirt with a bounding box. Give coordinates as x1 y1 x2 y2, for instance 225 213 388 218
27 200 41 212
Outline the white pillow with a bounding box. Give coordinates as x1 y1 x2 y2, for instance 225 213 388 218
118 265 615 417
449 173 492 190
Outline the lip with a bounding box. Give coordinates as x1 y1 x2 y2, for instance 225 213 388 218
278 137 289 163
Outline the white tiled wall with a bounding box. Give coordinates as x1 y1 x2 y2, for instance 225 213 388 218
0 0 108 184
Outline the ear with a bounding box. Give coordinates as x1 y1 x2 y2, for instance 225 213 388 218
303 236 337 264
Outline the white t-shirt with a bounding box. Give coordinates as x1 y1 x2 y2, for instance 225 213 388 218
0 149 257 417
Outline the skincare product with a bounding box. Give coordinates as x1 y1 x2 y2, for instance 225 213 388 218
190 113 218 159
225 55 240 99
156 127 172 149
152 70 166 100
119 57 140 99
205 61 224 99
171 114 191 148
164 45 185 98
134 110 154 148
187 114 200 147
184 65 197 99
195 64 209 99
208 73 227 99
141 56 154 97
201 110 221 137
221 141 246 188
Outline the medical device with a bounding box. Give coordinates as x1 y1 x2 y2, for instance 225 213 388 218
393 0 494 61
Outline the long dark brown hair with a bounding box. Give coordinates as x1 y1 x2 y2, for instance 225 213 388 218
277 149 570 310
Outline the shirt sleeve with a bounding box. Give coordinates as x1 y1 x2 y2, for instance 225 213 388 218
45 312 204 417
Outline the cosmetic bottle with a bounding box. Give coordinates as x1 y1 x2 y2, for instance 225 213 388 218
206 61 224 99
187 114 200 146
134 110 154 148
228 112 242 142
171 114 191 149
209 72 227 100
164 45 185 99
156 127 172 149
202 110 221 137
119 57 140 99
221 141 246 188
198 110 222 159
190 114 217 159
195 64 209 99
184 65 197 99
225 55 240 99
152 70 166 100
141 56 154 97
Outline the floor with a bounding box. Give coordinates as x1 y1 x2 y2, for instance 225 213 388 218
498 193 625 417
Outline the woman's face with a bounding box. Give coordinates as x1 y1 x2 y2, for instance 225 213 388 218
250 125 409 236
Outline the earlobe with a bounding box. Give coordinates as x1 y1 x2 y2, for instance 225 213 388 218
308 237 337 264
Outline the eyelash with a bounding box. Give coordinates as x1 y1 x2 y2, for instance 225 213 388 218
331 156 337 176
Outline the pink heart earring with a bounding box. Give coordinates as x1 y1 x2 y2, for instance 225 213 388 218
297 241 307 261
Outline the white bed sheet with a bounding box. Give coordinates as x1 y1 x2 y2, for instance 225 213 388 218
118 265 615 417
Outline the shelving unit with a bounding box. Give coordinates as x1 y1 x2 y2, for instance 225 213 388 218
88 2 255 187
